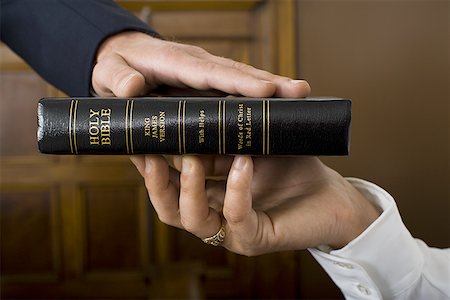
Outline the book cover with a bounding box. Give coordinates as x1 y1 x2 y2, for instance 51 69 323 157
37 97 351 155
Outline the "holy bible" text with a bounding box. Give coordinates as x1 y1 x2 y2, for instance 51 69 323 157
37 97 351 156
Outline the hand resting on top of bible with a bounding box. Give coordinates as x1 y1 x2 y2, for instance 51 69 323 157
92 31 310 98
92 31 380 255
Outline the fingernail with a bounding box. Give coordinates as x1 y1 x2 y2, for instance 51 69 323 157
144 156 153 174
233 156 247 170
182 156 192 171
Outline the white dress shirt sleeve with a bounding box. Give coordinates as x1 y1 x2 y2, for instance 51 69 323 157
309 178 450 300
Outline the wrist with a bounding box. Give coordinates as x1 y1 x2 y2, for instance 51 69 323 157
324 169 381 249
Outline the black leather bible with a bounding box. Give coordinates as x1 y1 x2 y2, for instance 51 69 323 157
37 97 351 155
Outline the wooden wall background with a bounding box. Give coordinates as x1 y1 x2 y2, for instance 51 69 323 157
1 0 448 299
1 0 303 299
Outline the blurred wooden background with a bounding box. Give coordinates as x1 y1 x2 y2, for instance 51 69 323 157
1 0 448 299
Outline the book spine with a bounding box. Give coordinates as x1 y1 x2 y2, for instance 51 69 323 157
37 97 351 155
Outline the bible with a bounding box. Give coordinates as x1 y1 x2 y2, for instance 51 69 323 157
37 97 351 155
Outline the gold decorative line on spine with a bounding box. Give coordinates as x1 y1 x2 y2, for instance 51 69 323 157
73 99 79 154
68 99 74 154
125 100 130 154
130 99 135 154
182 100 187 154
178 100 182 154
267 100 270 155
218 100 221 154
222 100 226 154
262 100 266 155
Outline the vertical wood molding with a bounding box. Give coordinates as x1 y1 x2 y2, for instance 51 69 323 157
275 0 297 78
137 185 151 270
153 218 171 264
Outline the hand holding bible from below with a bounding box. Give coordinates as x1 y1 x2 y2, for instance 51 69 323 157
129 155 381 254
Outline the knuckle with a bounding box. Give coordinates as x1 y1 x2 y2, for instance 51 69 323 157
94 54 116 74
92 62 102 80
200 61 219 76
188 45 209 56
159 43 184 63
231 60 250 72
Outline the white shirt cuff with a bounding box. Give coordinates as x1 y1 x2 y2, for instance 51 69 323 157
309 178 424 299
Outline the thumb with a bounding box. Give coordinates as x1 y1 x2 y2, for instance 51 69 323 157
92 53 150 97
223 156 261 255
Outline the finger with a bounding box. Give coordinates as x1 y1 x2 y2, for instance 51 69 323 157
92 53 151 97
131 154 180 194
207 55 311 98
179 156 222 238
148 49 277 97
143 155 182 228
166 156 227 210
165 155 234 178
129 155 145 177
149 85 228 97
222 156 259 253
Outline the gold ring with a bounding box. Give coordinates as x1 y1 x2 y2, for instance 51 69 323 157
202 223 225 246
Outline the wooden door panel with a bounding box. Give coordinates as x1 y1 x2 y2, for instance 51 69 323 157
0 185 60 281
82 184 143 272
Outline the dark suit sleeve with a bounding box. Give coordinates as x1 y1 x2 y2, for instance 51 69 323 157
0 0 160 96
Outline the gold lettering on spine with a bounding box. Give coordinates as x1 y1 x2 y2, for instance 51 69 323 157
73 99 79 154
222 100 226 154
130 99 135 154
178 101 182 154
159 111 166 143
125 100 130 154
245 107 252 147
68 99 74 154
198 109 205 144
267 100 270 155
144 118 151 136
100 109 111 145
237 103 244 150
183 100 186 154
